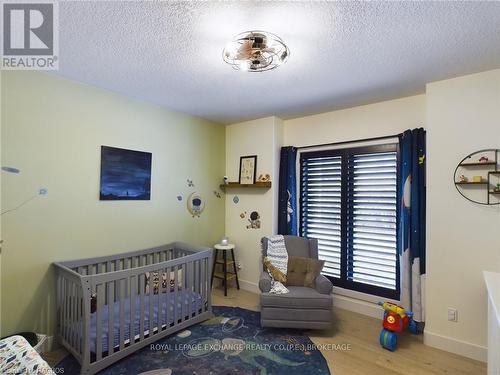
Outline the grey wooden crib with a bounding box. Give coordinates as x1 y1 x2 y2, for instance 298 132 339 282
54 242 213 375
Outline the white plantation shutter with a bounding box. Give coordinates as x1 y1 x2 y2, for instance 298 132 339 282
347 152 398 290
300 144 399 299
300 155 342 278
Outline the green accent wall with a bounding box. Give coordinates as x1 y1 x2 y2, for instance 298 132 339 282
0 71 225 336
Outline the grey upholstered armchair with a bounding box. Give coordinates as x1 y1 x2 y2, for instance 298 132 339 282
259 236 333 329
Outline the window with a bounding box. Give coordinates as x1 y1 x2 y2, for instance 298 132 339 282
300 143 399 299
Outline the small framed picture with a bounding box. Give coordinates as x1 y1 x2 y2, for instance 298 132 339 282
239 155 257 184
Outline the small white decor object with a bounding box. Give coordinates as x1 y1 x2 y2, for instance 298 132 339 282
220 236 229 246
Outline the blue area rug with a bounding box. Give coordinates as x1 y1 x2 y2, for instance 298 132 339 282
56 306 330 375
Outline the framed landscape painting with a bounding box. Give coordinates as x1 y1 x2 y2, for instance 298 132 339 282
100 146 152 200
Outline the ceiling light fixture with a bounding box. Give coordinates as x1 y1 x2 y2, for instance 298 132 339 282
223 31 289 72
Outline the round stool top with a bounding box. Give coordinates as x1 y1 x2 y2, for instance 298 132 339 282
214 243 235 250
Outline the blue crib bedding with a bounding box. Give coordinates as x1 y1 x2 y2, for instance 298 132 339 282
89 291 203 353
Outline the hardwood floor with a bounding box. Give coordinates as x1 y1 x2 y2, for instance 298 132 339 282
212 288 486 375
45 288 486 374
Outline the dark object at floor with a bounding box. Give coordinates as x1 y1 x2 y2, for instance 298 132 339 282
1 331 38 347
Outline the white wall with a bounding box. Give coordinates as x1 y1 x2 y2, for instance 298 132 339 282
224 117 283 291
284 95 426 147
424 69 500 361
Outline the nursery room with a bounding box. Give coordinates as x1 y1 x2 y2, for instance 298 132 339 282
1 1 500 374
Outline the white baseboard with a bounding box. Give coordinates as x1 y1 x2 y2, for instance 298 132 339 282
35 334 54 354
332 293 383 319
424 330 487 363
238 279 260 294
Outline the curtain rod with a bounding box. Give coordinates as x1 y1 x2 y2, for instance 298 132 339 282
296 133 400 150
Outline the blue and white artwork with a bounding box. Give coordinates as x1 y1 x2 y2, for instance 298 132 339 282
100 146 152 200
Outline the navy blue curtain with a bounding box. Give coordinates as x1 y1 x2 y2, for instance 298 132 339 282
278 146 298 235
399 128 426 322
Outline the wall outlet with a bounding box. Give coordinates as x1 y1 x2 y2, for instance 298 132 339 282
236 261 242 270
448 308 458 322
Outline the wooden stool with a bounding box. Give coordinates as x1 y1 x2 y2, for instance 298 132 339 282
211 243 240 296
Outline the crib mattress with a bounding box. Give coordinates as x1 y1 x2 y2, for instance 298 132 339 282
89 291 202 353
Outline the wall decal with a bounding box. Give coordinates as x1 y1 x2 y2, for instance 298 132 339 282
214 191 222 199
233 196 239 204
246 211 261 229
187 179 195 187
177 195 183 201
187 192 205 217
100 146 152 200
240 212 246 219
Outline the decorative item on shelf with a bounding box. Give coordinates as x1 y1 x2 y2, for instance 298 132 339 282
479 156 489 163
187 192 205 217
472 176 483 183
458 174 467 183
220 236 229 246
239 155 257 184
223 176 229 185
246 211 261 229
257 173 271 182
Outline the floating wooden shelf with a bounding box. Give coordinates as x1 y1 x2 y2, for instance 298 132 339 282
220 182 272 189
459 161 497 167
455 181 488 185
489 171 500 175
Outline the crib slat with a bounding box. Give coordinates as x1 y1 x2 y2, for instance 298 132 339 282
149 271 154 335
206 257 211 312
130 275 136 345
119 279 125 351
67 281 73 347
139 274 145 341
166 267 171 326
77 284 82 354
201 259 206 313
173 265 178 324
63 278 68 341
181 264 186 322
96 283 103 361
72 282 77 349
187 262 192 319
107 281 115 355
158 270 163 331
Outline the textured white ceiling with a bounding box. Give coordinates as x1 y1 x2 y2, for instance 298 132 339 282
55 1 500 124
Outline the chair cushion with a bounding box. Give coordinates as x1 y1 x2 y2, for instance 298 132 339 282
261 286 332 310
286 256 324 287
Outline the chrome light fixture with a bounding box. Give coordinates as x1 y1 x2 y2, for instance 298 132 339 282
223 31 289 72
